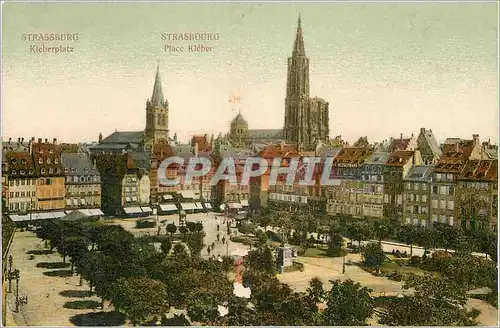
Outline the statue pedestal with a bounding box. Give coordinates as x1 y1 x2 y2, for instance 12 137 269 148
277 245 293 268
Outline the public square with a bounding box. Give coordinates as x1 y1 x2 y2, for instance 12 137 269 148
4 212 498 326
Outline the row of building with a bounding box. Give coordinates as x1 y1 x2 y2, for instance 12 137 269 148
2 130 497 231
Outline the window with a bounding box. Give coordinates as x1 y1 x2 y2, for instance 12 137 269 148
9 192 14 198
432 214 438 223
38 158 43 164
432 186 438 194
449 217 454 226
47 158 51 164
54 158 59 164
49 168 53 174
15 192 19 197
422 195 427 202
432 199 438 208
449 186 454 195
20 192 25 197
41 168 45 174
439 186 447 195
439 200 446 209
447 200 454 210
413 183 419 191
421 206 428 214
440 215 447 224
20 170 26 175
46 178 51 185
9 181 13 186
406 183 411 190
49 149 53 154
32 191 36 196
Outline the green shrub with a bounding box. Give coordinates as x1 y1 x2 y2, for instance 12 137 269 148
136 220 156 229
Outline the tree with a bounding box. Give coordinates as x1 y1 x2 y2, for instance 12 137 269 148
186 221 197 233
166 223 177 237
64 235 89 273
185 232 205 258
379 273 479 326
160 238 172 255
323 279 374 326
219 296 258 326
397 225 418 256
172 243 190 260
373 219 393 245
326 230 344 257
345 221 373 250
245 244 276 274
194 222 204 232
238 222 255 235
109 276 169 326
433 223 461 251
362 242 386 268
306 277 325 304
187 292 219 324
179 225 188 237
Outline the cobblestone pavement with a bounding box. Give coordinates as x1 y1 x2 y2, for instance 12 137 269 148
5 230 103 326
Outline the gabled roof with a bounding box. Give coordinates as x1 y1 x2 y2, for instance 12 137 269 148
390 137 412 152
100 131 144 144
231 112 248 126
457 159 497 182
435 138 476 173
419 129 441 157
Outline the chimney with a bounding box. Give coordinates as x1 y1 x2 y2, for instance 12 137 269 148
53 138 57 144
400 133 403 140
38 138 42 143
420 127 425 134
21 137 24 143
8 138 11 143
31 137 35 142
17 138 21 143
45 138 48 143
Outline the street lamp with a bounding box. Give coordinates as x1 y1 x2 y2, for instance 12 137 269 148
13 270 27 313
342 254 346 274
226 241 229 257
7 256 13 293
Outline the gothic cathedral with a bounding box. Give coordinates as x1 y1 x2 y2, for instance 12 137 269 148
145 63 169 149
284 15 330 151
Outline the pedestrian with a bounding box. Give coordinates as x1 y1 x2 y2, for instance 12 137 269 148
211 242 215 250
222 236 226 245
217 224 220 232
207 246 211 255
217 233 220 242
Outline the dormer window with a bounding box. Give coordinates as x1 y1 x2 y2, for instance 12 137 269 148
38 158 43 164
41 168 46 174
40 149 44 154
11 170 16 175
21 159 26 164
49 149 54 154
71 168 76 173
20 170 25 175
54 158 59 164
47 158 51 164
49 168 53 174
11 159 17 165
64 168 69 173
28 170 34 175
56 168 61 174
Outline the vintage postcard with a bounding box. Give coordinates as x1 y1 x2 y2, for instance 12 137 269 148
1 1 498 327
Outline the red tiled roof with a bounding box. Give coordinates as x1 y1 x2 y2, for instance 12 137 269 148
435 139 476 173
390 138 411 152
385 150 414 167
333 147 373 166
457 159 497 182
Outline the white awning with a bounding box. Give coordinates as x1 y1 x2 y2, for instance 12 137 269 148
52 211 66 218
181 202 196 210
160 204 178 212
124 207 142 214
66 199 71 206
38 212 56 219
141 207 153 213
227 202 243 209
88 209 104 216
163 194 174 200
78 209 92 216
179 190 196 199
194 203 204 210
205 203 212 209
240 199 249 207
126 197 131 202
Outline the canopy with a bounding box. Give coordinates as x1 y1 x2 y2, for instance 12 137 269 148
227 202 243 209
181 203 197 211
124 207 142 214
179 190 196 199
240 199 249 207
160 204 178 212
141 206 153 213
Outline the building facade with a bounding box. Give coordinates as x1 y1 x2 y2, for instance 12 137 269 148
360 152 389 219
61 153 101 210
402 165 433 226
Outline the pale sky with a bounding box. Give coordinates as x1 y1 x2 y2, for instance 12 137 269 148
1 2 498 145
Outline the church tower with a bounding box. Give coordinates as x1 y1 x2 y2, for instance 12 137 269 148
145 63 169 147
284 15 310 147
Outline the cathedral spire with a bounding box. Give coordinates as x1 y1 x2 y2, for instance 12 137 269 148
151 61 165 107
293 14 305 56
